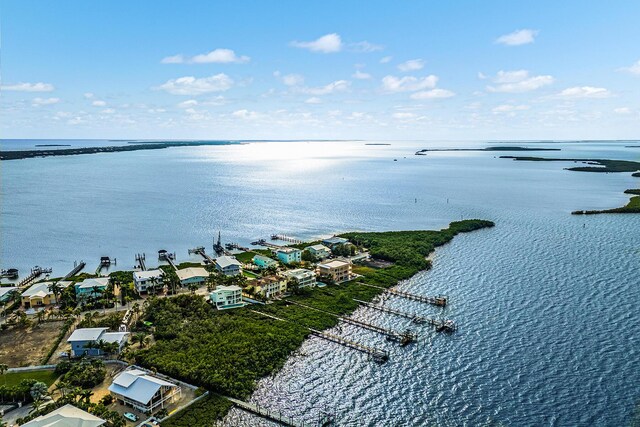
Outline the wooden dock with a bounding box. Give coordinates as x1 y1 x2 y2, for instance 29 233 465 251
158 250 177 270
224 396 310 427
250 310 389 362
287 300 416 345
195 247 216 265
251 239 285 250
62 261 85 280
135 253 146 271
271 234 304 244
17 266 51 289
356 282 447 307
353 298 427 324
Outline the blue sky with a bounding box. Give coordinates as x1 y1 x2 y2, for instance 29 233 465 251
2 0 640 140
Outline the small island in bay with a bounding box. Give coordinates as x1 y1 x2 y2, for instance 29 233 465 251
415 146 560 155
34 144 72 147
500 156 640 173
572 189 640 215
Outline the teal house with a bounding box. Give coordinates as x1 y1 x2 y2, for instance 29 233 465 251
253 255 278 269
75 277 109 302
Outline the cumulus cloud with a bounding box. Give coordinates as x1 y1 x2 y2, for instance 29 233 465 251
162 49 250 64
410 89 455 99
381 75 438 92
380 56 393 64
275 73 304 86
157 74 233 95
495 29 538 46
555 86 612 99
300 80 350 95
486 70 554 93
232 109 260 119
83 92 94 99
32 97 60 106
614 107 632 114
2 82 55 92
352 70 372 80
492 104 530 113
349 41 383 52
291 33 342 53
619 59 640 75
178 99 198 108
92 100 107 107
397 59 425 72
305 97 322 104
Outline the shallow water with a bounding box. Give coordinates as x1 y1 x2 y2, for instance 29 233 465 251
1 140 639 426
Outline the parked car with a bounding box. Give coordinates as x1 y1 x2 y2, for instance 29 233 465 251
123 412 139 422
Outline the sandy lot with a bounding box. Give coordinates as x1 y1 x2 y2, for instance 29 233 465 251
0 321 65 367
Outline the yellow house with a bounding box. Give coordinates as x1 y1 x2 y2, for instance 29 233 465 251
21 281 71 309
316 259 352 283
251 276 286 299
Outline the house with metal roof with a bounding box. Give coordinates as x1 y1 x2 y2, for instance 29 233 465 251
21 281 71 309
109 368 181 413
214 256 242 276
22 404 106 427
305 244 331 260
176 267 209 287
210 285 244 309
282 268 317 288
252 254 278 269
67 327 129 357
322 236 349 246
0 286 18 303
133 269 164 293
275 247 302 265
75 277 110 302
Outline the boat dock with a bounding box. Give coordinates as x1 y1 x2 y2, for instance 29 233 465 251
62 260 85 280
271 234 304 244
251 239 285 250
135 253 146 271
158 250 177 270
250 309 389 362
17 266 52 288
223 396 310 427
0 268 19 279
356 282 447 307
353 298 427 324
287 300 416 345
194 247 216 265
95 256 115 275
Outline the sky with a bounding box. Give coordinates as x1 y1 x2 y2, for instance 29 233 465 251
1 0 640 140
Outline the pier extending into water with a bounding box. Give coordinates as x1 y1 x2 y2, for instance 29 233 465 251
158 250 177 270
250 309 389 362
287 300 416 345
135 253 146 271
356 282 447 307
95 256 115 276
353 298 427 324
224 395 310 427
193 247 215 265
62 260 85 280
17 266 52 288
271 234 304 244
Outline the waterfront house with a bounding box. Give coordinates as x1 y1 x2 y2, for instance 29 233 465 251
67 327 129 357
22 404 106 427
276 247 302 265
305 244 331 260
322 236 349 247
316 259 352 283
21 281 71 309
75 277 109 302
282 268 317 288
109 368 181 414
214 256 242 276
176 266 209 287
133 269 164 293
0 286 18 304
252 254 278 269
210 285 243 309
252 276 285 299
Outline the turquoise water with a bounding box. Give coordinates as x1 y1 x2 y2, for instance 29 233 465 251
1 140 639 425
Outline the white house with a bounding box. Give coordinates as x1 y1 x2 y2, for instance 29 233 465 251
109 368 181 413
210 285 243 309
214 256 242 276
176 267 209 287
67 327 129 357
22 404 106 427
133 269 164 293
305 244 331 260
282 268 317 288
276 247 302 264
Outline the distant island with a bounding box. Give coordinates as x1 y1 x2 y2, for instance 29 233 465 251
415 146 560 155
34 144 72 147
0 140 241 161
365 143 392 146
572 189 640 215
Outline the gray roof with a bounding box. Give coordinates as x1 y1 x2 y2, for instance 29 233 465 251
22 281 70 298
322 236 348 245
215 256 242 269
133 269 164 280
67 328 108 342
0 286 18 299
22 404 105 427
108 369 176 405
76 277 109 290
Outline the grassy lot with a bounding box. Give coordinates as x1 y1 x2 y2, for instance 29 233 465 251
1 370 58 387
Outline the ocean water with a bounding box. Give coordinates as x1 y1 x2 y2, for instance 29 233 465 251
1 140 639 426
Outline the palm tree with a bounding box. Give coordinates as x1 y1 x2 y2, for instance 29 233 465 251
48 282 61 304
0 363 8 386
35 309 46 325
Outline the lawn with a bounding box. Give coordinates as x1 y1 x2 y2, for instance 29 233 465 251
1 370 58 387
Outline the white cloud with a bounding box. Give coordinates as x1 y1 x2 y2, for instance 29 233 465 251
619 59 640 75
392 112 417 119
305 97 322 104
291 33 342 53
232 109 260 119
410 89 455 99
495 29 538 46
92 100 107 107
178 99 199 108
486 70 554 93
492 104 530 113
349 41 383 52
83 92 94 99
161 54 185 64
352 70 372 80
157 74 233 95
2 82 55 92
32 97 60 106
614 107 632 114
280 73 304 86
382 75 438 92
162 49 250 64
555 86 612 99
101 108 116 114
398 59 425 72
380 56 393 64
300 80 350 95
